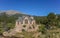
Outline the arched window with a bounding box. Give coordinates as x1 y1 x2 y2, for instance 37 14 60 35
17 21 19 25
29 26 32 29
21 21 23 24
33 22 35 24
25 19 28 24
32 25 35 29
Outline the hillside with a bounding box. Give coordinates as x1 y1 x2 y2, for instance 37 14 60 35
0 11 60 38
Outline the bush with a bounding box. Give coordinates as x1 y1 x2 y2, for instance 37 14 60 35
0 23 5 35
0 28 4 35
38 24 46 34
7 23 15 29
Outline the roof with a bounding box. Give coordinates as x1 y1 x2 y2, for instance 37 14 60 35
16 16 34 23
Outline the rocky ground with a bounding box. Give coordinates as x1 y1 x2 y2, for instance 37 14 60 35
1 28 60 38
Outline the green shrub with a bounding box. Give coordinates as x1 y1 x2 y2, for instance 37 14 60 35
38 24 46 34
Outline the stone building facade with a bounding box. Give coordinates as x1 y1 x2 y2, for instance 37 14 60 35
15 16 38 32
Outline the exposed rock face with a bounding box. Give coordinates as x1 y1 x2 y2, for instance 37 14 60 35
3 29 24 38
0 36 4 38
3 29 17 37
0 10 23 16
5 10 20 15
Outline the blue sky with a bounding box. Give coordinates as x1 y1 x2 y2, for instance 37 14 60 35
0 0 60 16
